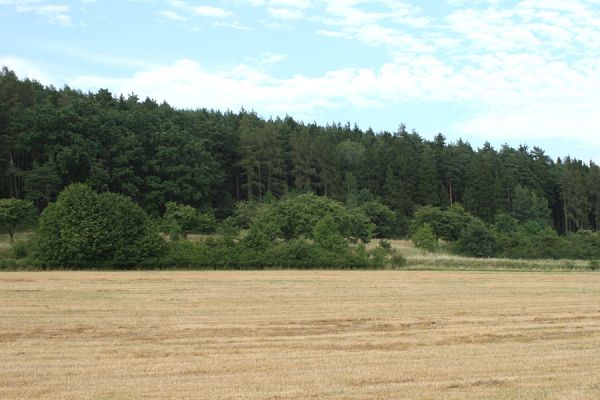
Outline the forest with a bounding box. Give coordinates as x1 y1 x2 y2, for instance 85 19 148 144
2 67 599 235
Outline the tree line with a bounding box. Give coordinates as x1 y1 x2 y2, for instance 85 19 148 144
2 67 600 235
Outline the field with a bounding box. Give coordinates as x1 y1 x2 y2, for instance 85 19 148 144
1 271 600 399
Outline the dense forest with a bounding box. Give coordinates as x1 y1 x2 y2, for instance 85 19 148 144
2 67 600 236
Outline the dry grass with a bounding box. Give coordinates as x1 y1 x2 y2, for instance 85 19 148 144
1 270 600 399
374 239 594 271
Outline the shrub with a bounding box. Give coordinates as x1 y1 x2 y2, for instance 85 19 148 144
163 202 216 238
164 201 196 239
390 252 407 268
456 220 498 258
37 184 164 267
411 204 476 242
231 201 261 229
494 213 518 234
250 193 372 242
12 240 28 259
313 215 347 252
358 200 397 238
412 224 438 252
379 239 392 251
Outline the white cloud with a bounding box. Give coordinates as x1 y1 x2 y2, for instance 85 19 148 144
316 29 344 37
158 9 186 21
192 5 232 18
0 0 72 25
214 21 251 30
0 56 52 84
167 1 232 19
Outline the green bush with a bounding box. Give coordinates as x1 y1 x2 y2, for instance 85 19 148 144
390 251 407 268
163 202 217 239
37 184 164 267
230 201 261 229
358 200 397 238
412 224 438 252
494 227 600 260
456 220 498 258
143 235 380 270
12 240 28 259
250 193 373 243
411 204 476 241
313 215 347 251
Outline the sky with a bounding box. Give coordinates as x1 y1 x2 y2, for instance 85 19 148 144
1 0 600 163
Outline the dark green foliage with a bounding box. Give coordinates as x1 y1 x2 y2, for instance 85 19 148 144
143 238 384 270
411 204 476 241
456 220 498 258
163 202 217 240
494 213 519 234
11 240 28 258
4 68 600 267
164 201 197 240
358 200 397 238
0 198 34 242
230 201 261 229
313 215 347 251
36 184 163 267
511 185 550 224
412 224 438 252
495 227 600 260
249 193 373 242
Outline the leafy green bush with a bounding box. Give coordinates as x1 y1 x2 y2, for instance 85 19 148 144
37 184 164 267
143 235 387 270
313 215 347 251
12 240 28 259
456 220 498 258
230 201 261 229
412 224 438 252
164 201 197 240
494 213 518 234
250 193 373 242
411 204 477 241
358 200 397 238
163 202 217 239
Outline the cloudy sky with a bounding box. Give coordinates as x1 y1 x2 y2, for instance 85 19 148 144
1 0 600 162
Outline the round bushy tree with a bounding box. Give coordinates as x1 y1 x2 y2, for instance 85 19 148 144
250 193 373 242
358 200 397 238
0 198 35 242
37 184 163 267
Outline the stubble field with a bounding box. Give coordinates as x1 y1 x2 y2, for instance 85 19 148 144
1 270 600 399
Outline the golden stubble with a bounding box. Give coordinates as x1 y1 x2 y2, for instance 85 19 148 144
1 270 599 399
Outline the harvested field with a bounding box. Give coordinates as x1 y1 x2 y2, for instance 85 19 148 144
1 271 599 399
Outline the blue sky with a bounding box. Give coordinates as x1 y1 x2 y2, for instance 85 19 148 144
2 0 600 162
